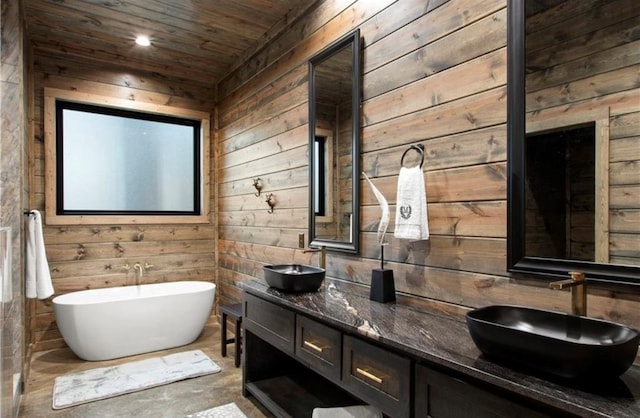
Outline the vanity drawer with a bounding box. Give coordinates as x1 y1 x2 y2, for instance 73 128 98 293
243 293 295 354
295 314 342 381
342 335 411 418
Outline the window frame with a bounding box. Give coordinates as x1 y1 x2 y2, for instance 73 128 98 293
44 88 211 225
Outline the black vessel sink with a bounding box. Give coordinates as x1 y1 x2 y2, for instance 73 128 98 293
263 264 325 293
466 305 640 380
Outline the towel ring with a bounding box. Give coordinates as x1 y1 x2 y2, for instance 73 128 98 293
400 144 424 168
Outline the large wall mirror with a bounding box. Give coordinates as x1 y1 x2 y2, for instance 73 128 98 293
507 0 640 284
308 29 361 253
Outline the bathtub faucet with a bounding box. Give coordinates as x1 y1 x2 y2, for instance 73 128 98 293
133 263 144 285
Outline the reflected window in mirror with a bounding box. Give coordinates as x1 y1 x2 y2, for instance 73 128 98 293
313 134 331 218
507 0 640 284
308 29 360 253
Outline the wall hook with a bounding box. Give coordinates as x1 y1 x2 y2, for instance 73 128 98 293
265 193 276 213
253 178 263 197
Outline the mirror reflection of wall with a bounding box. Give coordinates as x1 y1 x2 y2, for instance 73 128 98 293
309 29 359 252
314 43 353 242
524 0 640 267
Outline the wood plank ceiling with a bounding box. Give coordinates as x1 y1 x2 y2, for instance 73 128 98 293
23 0 314 87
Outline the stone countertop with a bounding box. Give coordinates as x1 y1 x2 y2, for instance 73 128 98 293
242 280 640 418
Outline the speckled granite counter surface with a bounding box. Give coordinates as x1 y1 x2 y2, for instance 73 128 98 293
242 280 640 418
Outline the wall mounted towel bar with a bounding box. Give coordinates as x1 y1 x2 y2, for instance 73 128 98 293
400 144 424 168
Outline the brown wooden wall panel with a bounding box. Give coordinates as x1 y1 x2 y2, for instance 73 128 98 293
219 226 304 250
611 209 640 234
362 126 506 173
363 8 507 100
363 201 506 238
360 163 507 205
611 186 640 209
216 0 640 333
363 0 504 74
221 187 308 214
363 87 507 152
222 146 308 184
611 137 640 163
34 55 215 109
611 161 640 185
43 225 216 245
363 48 507 127
221 124 308 170
217 0 394 99
610 112 640 141
220 83 308 141
219 103 308 155
219 167 308 200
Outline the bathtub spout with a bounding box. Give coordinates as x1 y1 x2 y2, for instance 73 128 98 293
133 263 143 285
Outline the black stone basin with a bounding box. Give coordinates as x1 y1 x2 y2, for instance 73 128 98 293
263 264 325 293
466 305 640 380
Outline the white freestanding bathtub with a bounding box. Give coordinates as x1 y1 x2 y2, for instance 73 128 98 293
52 281 215 361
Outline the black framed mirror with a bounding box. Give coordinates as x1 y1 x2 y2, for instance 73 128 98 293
507 0 640 285
308 29 361 253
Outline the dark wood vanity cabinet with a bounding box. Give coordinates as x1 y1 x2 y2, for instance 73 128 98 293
244 291 412 417
414 365 550 418
243 290 576 418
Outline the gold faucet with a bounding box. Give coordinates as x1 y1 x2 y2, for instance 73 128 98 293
133 263 144 285
549 271 587 316
303 246 326 270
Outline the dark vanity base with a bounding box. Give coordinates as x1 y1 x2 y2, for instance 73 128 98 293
243 327 361 417
241 281 640 418
245 366 362 417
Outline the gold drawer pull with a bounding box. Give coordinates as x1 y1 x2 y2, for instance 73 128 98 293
303 340 323 353
356 367 383 384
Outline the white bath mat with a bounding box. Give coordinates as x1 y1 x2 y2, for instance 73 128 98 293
52 349 221 409
186 402 248 418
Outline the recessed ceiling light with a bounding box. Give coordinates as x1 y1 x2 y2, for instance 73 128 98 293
135 35 151 46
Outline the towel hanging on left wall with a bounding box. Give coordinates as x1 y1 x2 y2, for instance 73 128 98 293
26 210 54 299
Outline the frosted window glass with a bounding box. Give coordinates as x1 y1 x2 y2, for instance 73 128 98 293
59 105 199 214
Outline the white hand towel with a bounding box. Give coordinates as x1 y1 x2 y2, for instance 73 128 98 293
26 210 54 299
312 405 383 418
394 165 429 240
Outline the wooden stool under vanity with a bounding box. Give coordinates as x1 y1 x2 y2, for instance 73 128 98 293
220 303 243 367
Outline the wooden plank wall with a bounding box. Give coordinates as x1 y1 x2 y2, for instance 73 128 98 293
29 53 216 352
217 0 640 329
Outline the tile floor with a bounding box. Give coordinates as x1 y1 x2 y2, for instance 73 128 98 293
18 323 271 418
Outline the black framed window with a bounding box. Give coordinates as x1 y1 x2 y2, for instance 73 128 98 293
55 100 201 216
